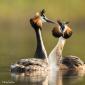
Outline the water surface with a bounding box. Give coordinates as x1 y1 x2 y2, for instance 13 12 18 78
1 67 85 85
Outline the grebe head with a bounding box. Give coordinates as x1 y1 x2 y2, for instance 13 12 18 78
30 9 55 30
52 20 72 39
52 26 63 38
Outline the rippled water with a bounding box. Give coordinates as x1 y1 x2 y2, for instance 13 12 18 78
0 67 85 85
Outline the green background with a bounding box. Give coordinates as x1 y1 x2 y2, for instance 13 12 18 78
0 0 85 67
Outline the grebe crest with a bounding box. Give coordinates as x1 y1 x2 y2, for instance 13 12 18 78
30 9 55 30
52 20 72 39
29 9 55 60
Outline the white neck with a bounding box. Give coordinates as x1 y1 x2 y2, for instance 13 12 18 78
49 37 66 70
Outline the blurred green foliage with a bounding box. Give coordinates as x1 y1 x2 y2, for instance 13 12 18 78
0 0 85 67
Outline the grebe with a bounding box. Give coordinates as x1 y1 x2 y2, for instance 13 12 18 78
49 20 84 71
49 20 72 70
30 9 55 60
11 9 55 73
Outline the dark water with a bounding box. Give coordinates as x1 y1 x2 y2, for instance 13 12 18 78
0 67 85 85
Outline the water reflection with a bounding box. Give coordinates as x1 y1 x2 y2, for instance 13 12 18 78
63 69 85 85
48 70 62 85
63 69 85 77
11 73 47 85
11 70 62 85
11 69 85 85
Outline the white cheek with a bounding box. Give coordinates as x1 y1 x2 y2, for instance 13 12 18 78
40 17 46 23
58 25 62 32
64 25 68 32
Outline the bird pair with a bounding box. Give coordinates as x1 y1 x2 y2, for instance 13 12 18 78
30 9 73 70
30 9 72 59
10 9 73 73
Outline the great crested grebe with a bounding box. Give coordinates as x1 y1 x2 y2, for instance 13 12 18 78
11 19 85 76
49 20 72 70
30 9 55 60
11 9 55 73
49 20 85 71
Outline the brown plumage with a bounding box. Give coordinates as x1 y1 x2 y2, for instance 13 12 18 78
52 26 62 38
30 9 55 31
52 20 72 39
30 13 42 30
62 55 84 68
